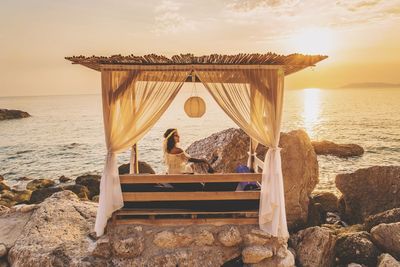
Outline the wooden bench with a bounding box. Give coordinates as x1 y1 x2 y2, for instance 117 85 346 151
113 173 261 225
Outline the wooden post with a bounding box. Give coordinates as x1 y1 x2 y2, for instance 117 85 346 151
248 138 255 172
130 144 139 174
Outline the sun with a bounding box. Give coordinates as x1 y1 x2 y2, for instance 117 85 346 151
289 27 335 55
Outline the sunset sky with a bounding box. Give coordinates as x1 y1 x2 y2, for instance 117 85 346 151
0 0 399 96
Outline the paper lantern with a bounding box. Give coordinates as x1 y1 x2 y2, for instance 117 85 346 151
184 96 206 118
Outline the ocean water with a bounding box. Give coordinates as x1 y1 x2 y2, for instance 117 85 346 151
1 85 399 194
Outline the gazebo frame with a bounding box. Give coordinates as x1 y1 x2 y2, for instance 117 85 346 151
66 53 327 236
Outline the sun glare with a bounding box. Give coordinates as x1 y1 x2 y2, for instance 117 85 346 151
289 27 335 55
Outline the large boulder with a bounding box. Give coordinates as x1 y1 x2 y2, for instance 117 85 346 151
8 191 97 266
311 140 364 158
118 161 156 175
371 222 400 259
187 128 319 228
336 166 400 223
334 231 380 266
289 226 336 267
0 109 30 121
75 174 101 199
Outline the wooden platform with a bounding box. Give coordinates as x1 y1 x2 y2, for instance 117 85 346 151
113 173 261 225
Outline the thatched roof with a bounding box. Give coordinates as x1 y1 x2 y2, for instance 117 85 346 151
65 53 327 75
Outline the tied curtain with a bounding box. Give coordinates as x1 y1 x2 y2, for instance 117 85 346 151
196 68 288 238
96 69 189 236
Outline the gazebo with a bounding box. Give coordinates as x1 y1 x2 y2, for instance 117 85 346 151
66 53 327 237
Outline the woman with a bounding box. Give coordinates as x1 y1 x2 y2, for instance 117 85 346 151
163 128 212 174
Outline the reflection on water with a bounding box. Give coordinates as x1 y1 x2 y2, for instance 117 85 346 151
301 88 321 139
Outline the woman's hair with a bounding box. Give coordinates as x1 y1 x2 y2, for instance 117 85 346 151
163 128 177 153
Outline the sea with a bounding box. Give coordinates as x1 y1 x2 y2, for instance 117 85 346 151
1 85 399 194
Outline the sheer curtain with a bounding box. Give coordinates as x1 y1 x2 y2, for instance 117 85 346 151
96 69 189 236
196 68 288 238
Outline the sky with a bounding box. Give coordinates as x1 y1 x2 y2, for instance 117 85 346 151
0 0 399 96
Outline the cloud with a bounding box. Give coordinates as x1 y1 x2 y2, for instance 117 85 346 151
228 0 301 12
153 0 195 34
226 0 400 30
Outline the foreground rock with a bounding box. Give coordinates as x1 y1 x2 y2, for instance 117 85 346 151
187 128 319 229
371 222 400 259
377 253 400 267
336 166 400 223
289 226 336 267
0 109 30 121
8 191 97 266
335 231 380 266
364 208 400 231
311 140 364 158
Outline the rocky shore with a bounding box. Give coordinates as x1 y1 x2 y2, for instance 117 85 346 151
0 128 399 266
0 109 30 121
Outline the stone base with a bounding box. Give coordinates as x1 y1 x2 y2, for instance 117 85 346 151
89 224 294 267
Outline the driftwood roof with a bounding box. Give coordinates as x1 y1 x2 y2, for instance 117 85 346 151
65 53 327 75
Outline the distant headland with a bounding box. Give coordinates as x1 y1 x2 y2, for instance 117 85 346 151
340 82 400 89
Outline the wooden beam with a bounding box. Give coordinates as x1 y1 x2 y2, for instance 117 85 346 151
120 173 262 184
114 217 258 226
122 191 260 202
115 209 258 216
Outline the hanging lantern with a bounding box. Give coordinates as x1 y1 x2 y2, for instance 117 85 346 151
184 73 206 118
184 96 206 118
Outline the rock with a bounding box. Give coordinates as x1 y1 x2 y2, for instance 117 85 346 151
8 191 97 266
364 208 400 231
0 182 10 191
251 247 295 267
0 243 7 257
243 233 269 246
289 226 336 267
0 198 16 208
58 175 71 183
336 166 400 223
311 140 364 158
0 175 3 182
12 190 32 203
218 226 242 247
311 192 339 212
242 246 273 264
9 204 38 213
307 201 325 227
62 184 89 199
92 195 99 202
75 174 101 199
91 236 111 258
29 187 63 204
335 231 380 266
0 109 30 121
187 128 319 229
194 230 214 246
118 161 156 174
377 253 400 267
26 179 55 191
0 259 8 267
0 206 9 215
371 223 400 259
153 230 193 249
112 235 144 258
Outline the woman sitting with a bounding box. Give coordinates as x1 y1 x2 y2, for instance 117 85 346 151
163 128 212 174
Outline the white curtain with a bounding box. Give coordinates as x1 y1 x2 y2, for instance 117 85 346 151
96 69 189 236
196 68 288 238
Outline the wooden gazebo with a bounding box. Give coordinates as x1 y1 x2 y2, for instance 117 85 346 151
66 53 327 237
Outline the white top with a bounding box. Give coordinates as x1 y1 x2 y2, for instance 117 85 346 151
165 151 193 174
